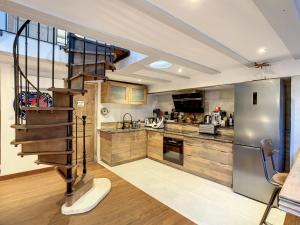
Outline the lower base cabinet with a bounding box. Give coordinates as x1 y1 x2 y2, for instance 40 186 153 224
183 137 233 187
101 129 233 187
147 131 163 161
100 131 147 166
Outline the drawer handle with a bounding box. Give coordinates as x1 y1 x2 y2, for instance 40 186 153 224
186 154 192 156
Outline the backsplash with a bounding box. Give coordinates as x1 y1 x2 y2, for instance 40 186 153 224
204 88 234 115
98 94 157 128
154 87 234 116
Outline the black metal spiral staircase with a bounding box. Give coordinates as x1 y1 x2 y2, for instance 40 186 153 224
11 19 129 206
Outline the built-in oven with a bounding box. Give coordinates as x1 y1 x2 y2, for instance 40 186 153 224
163 137 184 165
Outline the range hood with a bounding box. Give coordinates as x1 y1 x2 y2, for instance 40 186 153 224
172 92 204 113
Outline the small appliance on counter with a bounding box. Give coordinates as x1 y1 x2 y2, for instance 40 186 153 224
204 115 212 124
145 117 155 127
211 111 222 126
145 117 164 129
152 117 165 129
199 124 217 134
229 114 234 127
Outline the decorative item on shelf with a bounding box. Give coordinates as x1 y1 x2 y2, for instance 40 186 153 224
14 91 53 119
100 107 110 117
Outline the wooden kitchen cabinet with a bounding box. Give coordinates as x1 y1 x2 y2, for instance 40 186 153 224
129 84 147 105
101 81 147 104
101 81 129 104
131 131 147 159
147 131 163 161
183 137 233 187
100 130 147 166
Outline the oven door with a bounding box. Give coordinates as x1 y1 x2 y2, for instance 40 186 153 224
163 137 184 165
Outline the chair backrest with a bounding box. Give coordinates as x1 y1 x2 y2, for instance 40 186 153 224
260 139 276 183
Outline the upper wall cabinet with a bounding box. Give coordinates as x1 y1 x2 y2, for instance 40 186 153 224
101 81 147 105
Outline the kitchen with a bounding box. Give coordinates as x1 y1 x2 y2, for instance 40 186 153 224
98 78 291 204
3 1 300 225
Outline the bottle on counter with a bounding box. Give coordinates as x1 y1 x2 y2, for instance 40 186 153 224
229 114 234 127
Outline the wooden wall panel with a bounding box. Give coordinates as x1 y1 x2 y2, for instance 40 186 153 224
73 83 96 162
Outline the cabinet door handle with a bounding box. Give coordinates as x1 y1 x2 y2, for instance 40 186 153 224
186 154 192 156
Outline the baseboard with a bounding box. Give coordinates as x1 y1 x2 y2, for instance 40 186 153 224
0 167 54 181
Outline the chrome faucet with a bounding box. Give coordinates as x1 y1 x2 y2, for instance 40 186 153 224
122 113 133 129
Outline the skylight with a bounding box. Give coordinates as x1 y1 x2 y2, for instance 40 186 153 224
149 60 172 69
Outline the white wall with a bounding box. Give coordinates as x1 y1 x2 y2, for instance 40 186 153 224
0 60 64 176
290 75 300 166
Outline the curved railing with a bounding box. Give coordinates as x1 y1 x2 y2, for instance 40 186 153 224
13 19 55 125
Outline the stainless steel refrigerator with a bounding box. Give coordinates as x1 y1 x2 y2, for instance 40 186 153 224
233 79 285 203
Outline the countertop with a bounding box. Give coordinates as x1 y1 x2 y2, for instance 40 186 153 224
279 150 300 217
99 127 233 143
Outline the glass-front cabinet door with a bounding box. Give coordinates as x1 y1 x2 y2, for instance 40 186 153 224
109 83 128 104
130 86 147 104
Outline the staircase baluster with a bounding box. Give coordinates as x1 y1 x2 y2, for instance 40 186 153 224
76 116 78 165
37 23 40 107
95 41 98 75
82 115 87 175
104 43 107 77
51 27 55 88
83 37 86 74
110 45 113 63
16 31 20 124
25 24 28 108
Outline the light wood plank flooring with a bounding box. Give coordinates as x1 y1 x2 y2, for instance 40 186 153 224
0 163 194 225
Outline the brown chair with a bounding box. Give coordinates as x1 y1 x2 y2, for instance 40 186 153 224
259 139 288 225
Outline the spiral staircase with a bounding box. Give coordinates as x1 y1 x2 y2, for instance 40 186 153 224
11 20 129 212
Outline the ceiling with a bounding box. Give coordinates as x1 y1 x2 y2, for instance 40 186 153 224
1 0 300 92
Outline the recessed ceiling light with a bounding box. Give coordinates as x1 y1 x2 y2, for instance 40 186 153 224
137 79 142 82
178 68 183 73
258 47 267 54
149 60 172 69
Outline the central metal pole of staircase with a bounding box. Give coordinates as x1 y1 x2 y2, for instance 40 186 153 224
66 33 74 196
82 115 87 175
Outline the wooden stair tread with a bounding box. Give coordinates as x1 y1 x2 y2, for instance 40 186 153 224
11 122 72 130
69 60 116 70
69 73 107 81
35 160 74 168
11 136 72 145
18 151 73 156
48 88 87 95
64 48 115 56
20 107 73 111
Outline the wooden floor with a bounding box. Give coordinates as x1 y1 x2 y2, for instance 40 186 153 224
0 163 194 225
284 213 300 225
